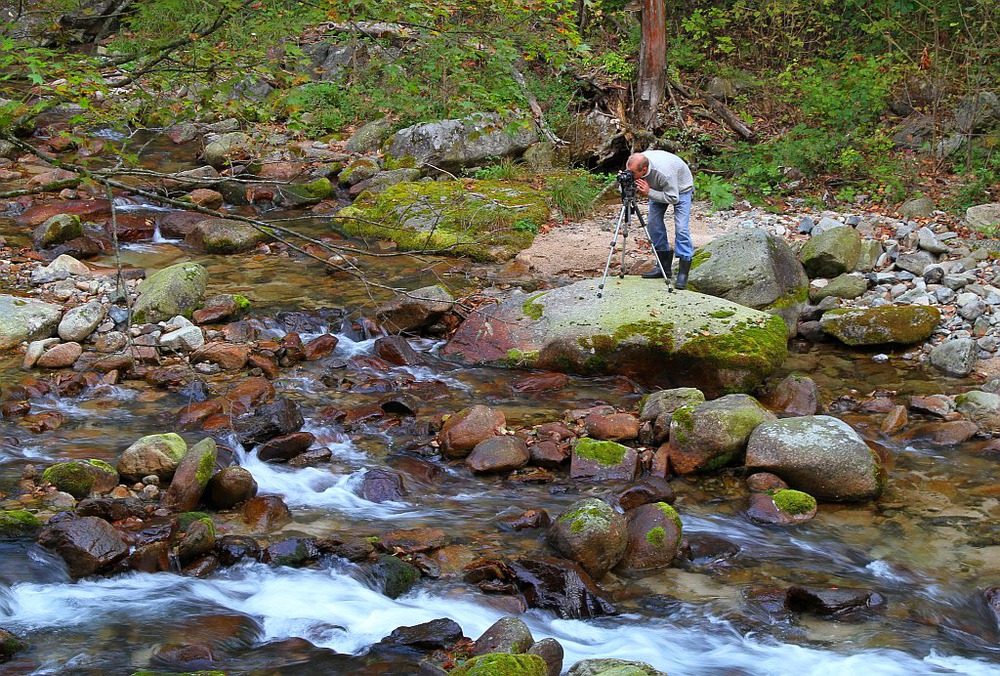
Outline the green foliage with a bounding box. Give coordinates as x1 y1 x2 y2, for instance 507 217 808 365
546 170 605 220
695 174 736 210
471 158 527 182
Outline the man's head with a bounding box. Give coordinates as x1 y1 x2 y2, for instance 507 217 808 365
626 153 649 177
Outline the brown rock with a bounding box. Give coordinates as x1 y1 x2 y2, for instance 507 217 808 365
255 431 315 462
439 405 505 459
190 343 249 370
207 466 258 508
570 439 638 482
105 214 155 242
614 476 675 511
186 189 224 209
247 352 280 378
303 334 339 360
615 502 682 575
36 342 83 369
14 199 111 227
373 335 424 366
746 472 788 493
496 508 551 532
159 211 206 238
162 438 218 512
192 295 240 325
511 372 568 393
225 377 275 414
241 495 292 531
746 491 817 525
361 468 406 503
466 436 530 474
92 353 135 374
177 400 225 429
909 394 953 417
903 420 979 446
880 405 908 435
583 412 641 441
379 527 448 553
529 440 567 468
37 516 128 578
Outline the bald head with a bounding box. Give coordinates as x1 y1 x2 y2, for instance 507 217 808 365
626 153 649 176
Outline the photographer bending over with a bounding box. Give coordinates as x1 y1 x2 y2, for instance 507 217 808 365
626 150 695 290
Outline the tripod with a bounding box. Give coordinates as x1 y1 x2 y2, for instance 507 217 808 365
597 184 673 298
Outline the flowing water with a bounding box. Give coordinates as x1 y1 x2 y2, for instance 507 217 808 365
1 136 1000 674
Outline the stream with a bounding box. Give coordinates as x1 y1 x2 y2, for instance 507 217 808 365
1 135 999 675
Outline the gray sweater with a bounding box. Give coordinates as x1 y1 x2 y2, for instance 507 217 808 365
642 150 694 205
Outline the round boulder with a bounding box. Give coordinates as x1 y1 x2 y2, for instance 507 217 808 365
615 502 683 576
439 405 505 459
207 466 258 508
666 394 775 475
746 416 885 501
799 226 862 278
41 459 118 499
930 337 977 376
133 262 209 324
58 301 107 342
118 433 188 482
465 436 530 474
546 498 627 579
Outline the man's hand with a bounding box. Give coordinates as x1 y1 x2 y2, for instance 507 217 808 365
635 178 650 197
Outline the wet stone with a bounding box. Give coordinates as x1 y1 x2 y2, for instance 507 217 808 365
583 412 640 442
361 468 406 503
379 618 464 651
37 515 129 578
466 435 530 474
255 431 315 463
263 537 320 567
529 440 567 468
511 372 568 393
241 495 292 532
288 447 333 467
786 585 886 619
615 476 676 511
151 643 216 671
510 556 617 619
215 535 263 566
439 405 505 459
570 438 638 482
495 508 551 532
374 335 424 366
206 466 258 508
470 616 534 657
379 527 448 553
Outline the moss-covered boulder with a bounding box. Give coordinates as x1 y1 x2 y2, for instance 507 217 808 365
809 273 869 303
41 459 119 499
133 262 209 324
746 416 885 502
0 509 42 537
547 498 627 579
202 131 254 168
615 502 682 576
442 278 788 397
277 177 332 207
567 658 667 676
665 394 776 475
335 178 548 262
185 218 271 254
0 295 62 351
453 653 548 676
747 489 818 525
0 627 27 662
799 226 862 278
33 213 82 249
570 438 638 481
385 113 538 172
820 306 941 345
639 387 706 444
687 228 809 336
117 433 188 482
344 116 394 153
163 438 218 512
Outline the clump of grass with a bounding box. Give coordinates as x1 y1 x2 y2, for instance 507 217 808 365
547 170 604 220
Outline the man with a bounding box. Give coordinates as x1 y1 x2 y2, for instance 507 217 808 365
626 150 695 290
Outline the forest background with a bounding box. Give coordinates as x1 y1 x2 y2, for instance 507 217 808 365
1 0 996 220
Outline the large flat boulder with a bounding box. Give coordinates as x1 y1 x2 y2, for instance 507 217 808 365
0 295 63 351
442 278 788 396
385 113 538 171
820 306 941 345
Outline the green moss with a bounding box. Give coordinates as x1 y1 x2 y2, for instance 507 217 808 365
558 499 612 534
41 460 115 499
573 437 628 466
656 502 683 547
773 489 817 515
690 248 712 271
196 447 216 486
233 294 252 311
87 459 116 473
0 510 41 537
671 405 696 444
522 292 547 320
178 511 212 529
611 321 676 350
678 314 787 373
701 450 739 472
451 653 547 676
583 354 608 372
501 348 538 367
710 309 736 319
821 306 942 345
767 285 809 311
645 526 666 546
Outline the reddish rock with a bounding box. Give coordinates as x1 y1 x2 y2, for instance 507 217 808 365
583 412 641 441
614 476 675 511
177 400 225 428
761 374 820 416
241 495 292 532
615 502 682 576
190 343 249 370
255 431 315 462
746 472 788 493
570 439 639 482
37 516 128 578
36 342 83 369
186 189 224 209
379 527 448 553
14 199 111 227
152 643 216 671
496 509 551 532
373 335 423 366
207 466 258 508
159 211 204 238
529 440 567 468
746 491 817 525
880 405 908 435
904 420 979 446
223 378 275 415
341 403 386 428
22 411 65 432
858 397 896 413
303 334 339 360
909 395 953 417
163 438 217 512
786 585 886 618
511 372 568 393
105 214 156 242
466 436 530 474
247 352 280 378
192 296 240 324
535 423 574 441
92 353 135 374
509 556 617 619
439 405 505 459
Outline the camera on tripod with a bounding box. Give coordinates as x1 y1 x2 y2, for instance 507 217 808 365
616 169 636 200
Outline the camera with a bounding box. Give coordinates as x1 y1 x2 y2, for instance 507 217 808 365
616 169 636 199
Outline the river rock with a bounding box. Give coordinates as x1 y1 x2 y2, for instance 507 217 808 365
177 517 216 563
0 295 63 351
379 527 448 553
30 253 90 284
526 638 563 676
614 477 675 511
820 306 941 345
75 497 148 522
510 556 617 619
185 218 270 254
202 132 254 168
615 502 683 576
453 654 547 675
546 498 627 579
374 335 423 366
344 116 394 153
687 228 808 336
370 554 421 599
303 333 339 360
190 342 249 370
955 391 1000 433
386 113 537 172
35 341 82 368
360 468 406 503
0 627 27 662
809 273 868 303
163 438 218 512
351 168 423 196
193 294 249 324
570 438 638 481
337 178 547 262
241 495 292 531
930 337 978 376
639 387 705 444
799 226 862 278
786 585 886 619
379 617 464 650
133 262 208 324
255 431 314 462
442 278 788 397
917 226 950 254
376 284 456 334
263 537 319 567
37 515 129 578
439 404 505 459
117 432 187 481
567 659 666 676
665 394 775 475
277 177 332 207
583 412 640 441
207 466 258 508
57 301 106 342
967 203 1000 230
760 373 819 416
0 510 41 537
41 459 118 498
746 489 818 525
33 213 82 248
895 250 938 276
466 436 530 474
746 416 885 501
234 398 304 446
470 616 534 656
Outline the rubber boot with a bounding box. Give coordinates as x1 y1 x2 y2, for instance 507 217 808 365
641 249 674 279
675 257 691 290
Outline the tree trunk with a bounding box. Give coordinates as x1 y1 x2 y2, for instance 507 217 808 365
635 0 667 129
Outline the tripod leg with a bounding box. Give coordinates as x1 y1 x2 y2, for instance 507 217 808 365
597 205 628 298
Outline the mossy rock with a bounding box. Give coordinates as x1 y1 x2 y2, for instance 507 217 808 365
820 305 941 345
773 489 817 516
185 218 271 254
334 179 548 262
278 177 332 206
0 510 41 537
40 459 119 499
133 262 209 324
452 653 547 676
548 498 627 579
799 226 862 278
